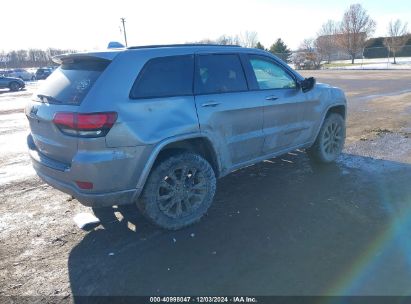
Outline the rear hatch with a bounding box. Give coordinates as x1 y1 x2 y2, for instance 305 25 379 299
26 55 112 164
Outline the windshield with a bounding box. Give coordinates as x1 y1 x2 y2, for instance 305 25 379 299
35 58 110 105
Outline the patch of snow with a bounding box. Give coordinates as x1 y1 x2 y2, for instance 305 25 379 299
325 57 411 70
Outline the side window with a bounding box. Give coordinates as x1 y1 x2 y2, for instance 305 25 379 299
195 54 248 95
249 56 296 90
130 55 194 99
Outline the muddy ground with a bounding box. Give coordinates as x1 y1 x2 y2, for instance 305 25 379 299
0 70 410 299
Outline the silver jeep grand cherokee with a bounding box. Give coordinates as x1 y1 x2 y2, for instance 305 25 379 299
26 44 346 230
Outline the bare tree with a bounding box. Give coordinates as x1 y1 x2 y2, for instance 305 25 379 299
338 4 376 64
216 35 231 45
293 39 322 69
195 38 217 44
1 48 76 68
384 19 409 64
240 31 258 48
315 20 338 63
216 34 241 45
190 32 251 47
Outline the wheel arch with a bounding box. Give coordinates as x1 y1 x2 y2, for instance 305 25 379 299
135 134 221 193
310 103 346 146
325 104 346 120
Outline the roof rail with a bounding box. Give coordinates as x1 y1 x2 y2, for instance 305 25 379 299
127 43 241 50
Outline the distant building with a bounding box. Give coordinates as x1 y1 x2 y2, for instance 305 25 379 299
364 36 411 58
316 32 366 61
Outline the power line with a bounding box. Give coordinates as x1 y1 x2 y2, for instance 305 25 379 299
120 17 128 47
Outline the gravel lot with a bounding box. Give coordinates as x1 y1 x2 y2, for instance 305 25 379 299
1 70 411 299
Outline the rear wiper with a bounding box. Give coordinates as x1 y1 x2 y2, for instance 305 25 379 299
37 94 64 104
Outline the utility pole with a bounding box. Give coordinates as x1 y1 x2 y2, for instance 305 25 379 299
120 17 128 47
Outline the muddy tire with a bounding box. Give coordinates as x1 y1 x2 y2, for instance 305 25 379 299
9 82 20 92
137 152 216 230
307 113 345 163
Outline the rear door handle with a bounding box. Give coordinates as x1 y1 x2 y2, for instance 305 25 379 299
201 101 221 107
265 95 279 101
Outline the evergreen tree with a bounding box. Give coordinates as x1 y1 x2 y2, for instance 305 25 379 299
269 38 292 62
255 42 265 50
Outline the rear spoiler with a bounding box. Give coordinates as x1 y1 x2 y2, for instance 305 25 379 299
52 51 120 65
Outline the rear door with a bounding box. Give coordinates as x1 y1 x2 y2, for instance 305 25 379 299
25 58 110 164
126 54 198 145
244 54 316 155
194 53 264 167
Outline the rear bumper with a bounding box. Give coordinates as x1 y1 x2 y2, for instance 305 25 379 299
27 134 145 208
36 170 138 207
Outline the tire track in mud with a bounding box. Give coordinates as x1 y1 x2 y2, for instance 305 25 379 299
0 109 24 116
0 127 28 137
0 152 34 187
0 178 47 197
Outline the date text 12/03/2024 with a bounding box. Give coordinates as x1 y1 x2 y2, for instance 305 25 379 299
149 297 258 303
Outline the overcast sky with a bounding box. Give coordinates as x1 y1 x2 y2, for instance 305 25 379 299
1 0 410 51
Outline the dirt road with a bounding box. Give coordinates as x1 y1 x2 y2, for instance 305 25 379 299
1 71 410 299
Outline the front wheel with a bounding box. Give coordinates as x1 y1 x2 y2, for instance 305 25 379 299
137 152 216 230
9 82 20 91
307 113 345 163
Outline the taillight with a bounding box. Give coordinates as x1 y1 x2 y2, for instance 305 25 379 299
53 112 117 137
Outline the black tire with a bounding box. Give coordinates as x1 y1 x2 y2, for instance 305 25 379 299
137 152 216 230
9 82 20 92
307 113 345 163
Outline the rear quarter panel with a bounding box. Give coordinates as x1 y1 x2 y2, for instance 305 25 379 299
80 49 200 147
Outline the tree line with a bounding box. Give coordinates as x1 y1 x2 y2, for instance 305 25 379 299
294 3 410 68
2 4 409 70
194 3 410 68
0 48 76 69
191 32 292 63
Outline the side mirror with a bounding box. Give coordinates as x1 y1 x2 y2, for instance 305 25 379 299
300 77 316 93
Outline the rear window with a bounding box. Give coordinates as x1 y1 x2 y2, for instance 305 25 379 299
35 59 109 105
130 55 194 99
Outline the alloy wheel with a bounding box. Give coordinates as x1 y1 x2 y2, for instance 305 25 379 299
157 166 208 218
322 121 343 156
